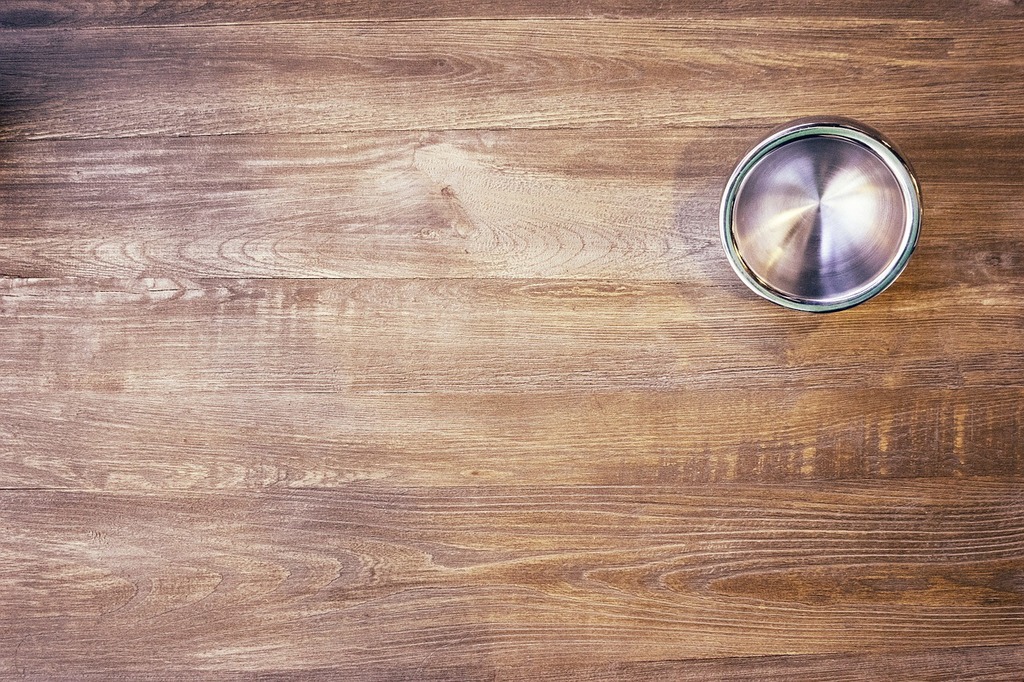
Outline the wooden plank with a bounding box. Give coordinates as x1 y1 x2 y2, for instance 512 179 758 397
2 386 1022 490
0 19 1021 139
4 648 1023 682
1 483 1023 677
542 647 1024 682
98 646 1024 682
2 0 1023 29
2 276 1023 489
2 277 1024 394
0 128 1021 281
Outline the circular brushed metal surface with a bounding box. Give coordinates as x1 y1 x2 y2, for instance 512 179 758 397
721 119 921 312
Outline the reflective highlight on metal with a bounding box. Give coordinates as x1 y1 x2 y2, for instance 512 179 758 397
720 119 921 312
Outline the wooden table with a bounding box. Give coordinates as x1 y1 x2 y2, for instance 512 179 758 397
1 2 1022 679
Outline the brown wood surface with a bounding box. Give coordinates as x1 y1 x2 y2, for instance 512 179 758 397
1 1 1023 679
0 19 1022 138
1 0 1022 27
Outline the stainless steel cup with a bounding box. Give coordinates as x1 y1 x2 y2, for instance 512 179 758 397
720 118 922 312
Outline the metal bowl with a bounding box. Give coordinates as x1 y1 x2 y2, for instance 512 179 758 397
720 118 921 312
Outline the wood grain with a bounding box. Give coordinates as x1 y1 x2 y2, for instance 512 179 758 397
0 128 1021 280
1 276 1023 490
2 483 1024 679
3 277 1023 393
2 0 1023 28
1 3 1023 679
4 385 1023 490
0 19 1021 139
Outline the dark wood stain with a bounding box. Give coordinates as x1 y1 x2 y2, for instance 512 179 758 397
0 2 1022 679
